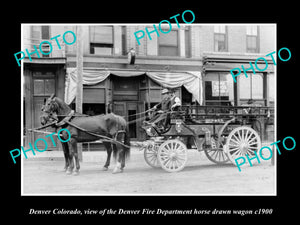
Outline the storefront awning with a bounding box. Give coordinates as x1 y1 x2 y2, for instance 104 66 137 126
65 68 202 105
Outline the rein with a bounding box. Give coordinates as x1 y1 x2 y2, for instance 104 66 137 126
64 120 130 149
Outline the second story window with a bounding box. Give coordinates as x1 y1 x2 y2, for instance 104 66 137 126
246 26 259 53
158 30 179 56
90 26 113 55
41 26 50 39
31 26 50 57
214 25 227 52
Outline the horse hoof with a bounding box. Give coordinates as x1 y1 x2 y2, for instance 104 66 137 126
102 167 109 171
112 168 123 174
66 170 72 175
73 171 80 176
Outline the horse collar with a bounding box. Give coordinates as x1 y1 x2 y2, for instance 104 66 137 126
56 110 75 127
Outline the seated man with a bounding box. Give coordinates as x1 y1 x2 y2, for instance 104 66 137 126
170 89 181 112
145 88 181 132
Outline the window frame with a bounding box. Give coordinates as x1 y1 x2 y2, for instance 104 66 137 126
89 25 114 55
158 29 179 56
246 26 259 53
214 25 228 52
239 73 264 101
204 73 232 106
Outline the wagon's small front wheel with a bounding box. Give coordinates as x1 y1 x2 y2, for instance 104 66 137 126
224 126 261 166
144 141 161 168
158 139 187 172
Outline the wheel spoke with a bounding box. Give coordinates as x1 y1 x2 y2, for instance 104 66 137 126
229 146 240 152
220 151 225 161
164 158 171 167
248 142 258 146
237 130 243 142
229 137 240 145
231 150 241 156
167 143 173 151
232 134 241 142
174 159 179 169
248 137 258 145
241 129 245 141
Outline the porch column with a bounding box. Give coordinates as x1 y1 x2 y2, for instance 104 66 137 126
76 25 83 161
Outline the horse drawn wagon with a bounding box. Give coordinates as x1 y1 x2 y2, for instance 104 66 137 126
140 105 274 172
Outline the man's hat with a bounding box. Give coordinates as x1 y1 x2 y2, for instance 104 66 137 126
161 88 170 94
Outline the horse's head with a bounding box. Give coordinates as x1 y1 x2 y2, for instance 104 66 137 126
40 93 59 125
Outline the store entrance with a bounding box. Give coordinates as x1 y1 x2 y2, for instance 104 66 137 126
113 102 138 139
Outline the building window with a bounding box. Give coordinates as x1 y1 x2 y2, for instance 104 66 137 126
41 26 50 39
90 26 113 55
121 26 127 55
239 73 263 102
214 25 227 52
158 30 179 56
246 26 259 53
31 26 51 57
83 103 105 116
204 73 233 106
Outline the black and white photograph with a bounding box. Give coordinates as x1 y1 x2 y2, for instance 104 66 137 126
20 23 276 195
4 7 298 219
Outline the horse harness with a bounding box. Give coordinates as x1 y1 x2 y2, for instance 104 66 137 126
54 112 129 148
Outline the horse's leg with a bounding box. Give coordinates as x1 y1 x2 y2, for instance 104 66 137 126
70 138 80 176
112 144 124 174
102 142 112 171
66 141 74 175
120 132 128 170
120 148 126 170
61 142 70 172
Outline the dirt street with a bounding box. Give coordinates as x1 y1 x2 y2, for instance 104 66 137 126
22 147 275 195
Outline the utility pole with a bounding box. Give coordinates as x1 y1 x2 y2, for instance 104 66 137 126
76 25 83 161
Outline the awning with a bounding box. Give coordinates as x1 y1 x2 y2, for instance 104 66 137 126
65 68 202 105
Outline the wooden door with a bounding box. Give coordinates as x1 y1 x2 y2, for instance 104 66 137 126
113 102 138 140
127 102 137 139
33 97 57 150
113 102 126 117
32 76 57 150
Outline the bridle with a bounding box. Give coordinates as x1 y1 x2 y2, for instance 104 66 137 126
41 100 59 122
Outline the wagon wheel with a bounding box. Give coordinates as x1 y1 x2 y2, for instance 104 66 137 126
144 141 161 168
204 136 229 164
158 139 187 172
224 126 261 166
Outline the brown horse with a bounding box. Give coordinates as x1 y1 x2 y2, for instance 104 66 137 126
40 94 130 175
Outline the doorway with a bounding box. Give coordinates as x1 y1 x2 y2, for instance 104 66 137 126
113 102 138 139
32 75 57 150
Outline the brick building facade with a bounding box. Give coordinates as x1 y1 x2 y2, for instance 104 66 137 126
22 24 275 148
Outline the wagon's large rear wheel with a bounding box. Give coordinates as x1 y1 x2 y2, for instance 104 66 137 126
158 139 187 172
224 126 261 166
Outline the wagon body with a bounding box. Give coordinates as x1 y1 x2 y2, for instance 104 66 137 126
141 105 274 172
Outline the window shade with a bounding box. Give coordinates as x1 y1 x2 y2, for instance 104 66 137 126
90 26 113 44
